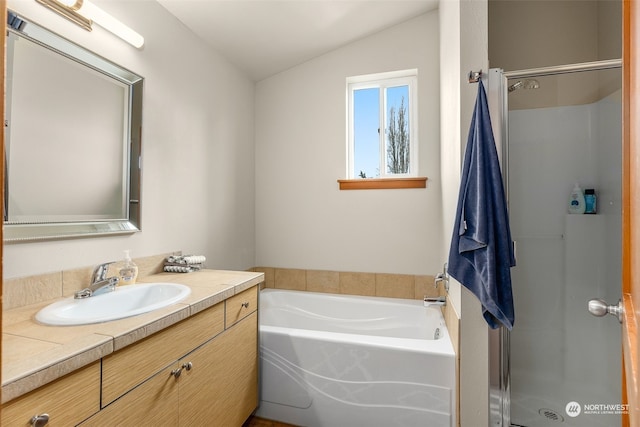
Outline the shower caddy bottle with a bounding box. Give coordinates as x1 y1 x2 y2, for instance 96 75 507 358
568 183 586 214
584 189 597 214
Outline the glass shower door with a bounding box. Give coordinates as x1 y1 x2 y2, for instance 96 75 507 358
506 67 623 427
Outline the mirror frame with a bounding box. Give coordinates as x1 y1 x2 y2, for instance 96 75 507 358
4 11 143 243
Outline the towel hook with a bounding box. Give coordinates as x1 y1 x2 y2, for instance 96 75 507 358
468 70 482 83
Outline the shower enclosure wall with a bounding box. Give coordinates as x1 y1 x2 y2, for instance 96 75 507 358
488 63 623 427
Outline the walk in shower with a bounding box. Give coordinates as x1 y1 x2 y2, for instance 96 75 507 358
490 61 623 427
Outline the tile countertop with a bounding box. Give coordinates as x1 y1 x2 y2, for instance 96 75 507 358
1 269 264 404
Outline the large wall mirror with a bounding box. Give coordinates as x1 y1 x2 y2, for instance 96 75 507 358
4 11 143 242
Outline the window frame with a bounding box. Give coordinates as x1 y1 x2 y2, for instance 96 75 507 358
347 69 418 180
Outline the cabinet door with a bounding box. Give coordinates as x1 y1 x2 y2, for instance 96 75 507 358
179 311 258 426
102 302 224 405
1 362 100 427
79 363 179 427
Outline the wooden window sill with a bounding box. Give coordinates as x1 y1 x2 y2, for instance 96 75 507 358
337 177 427 190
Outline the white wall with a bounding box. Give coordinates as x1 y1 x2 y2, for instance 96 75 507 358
254 12 441 275
439 0 462 305
440 0 491 425
4 0 256 278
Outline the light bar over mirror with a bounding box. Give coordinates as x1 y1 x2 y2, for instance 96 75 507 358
36 0 144 48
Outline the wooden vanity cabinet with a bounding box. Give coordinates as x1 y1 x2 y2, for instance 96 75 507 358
180 311 258 426
1 361 100 426
79 286 258 426
101 301 225 406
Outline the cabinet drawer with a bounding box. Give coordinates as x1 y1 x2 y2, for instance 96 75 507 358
102 302 224 405
1 361 100 426
225 286 258 328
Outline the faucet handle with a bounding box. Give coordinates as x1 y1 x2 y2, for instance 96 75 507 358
92 261 115 283
434 273 449 292
74 288 92 299
434 263 449 292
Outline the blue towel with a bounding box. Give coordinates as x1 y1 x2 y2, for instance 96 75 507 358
447 80 516 330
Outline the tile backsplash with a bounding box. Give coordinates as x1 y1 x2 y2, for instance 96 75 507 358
3 253 177 310
252 266 443 300
5 261 448 308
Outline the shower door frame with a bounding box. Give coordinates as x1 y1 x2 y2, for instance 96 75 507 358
487 59 623 427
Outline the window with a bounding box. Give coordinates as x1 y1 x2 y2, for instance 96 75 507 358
347 70 418 179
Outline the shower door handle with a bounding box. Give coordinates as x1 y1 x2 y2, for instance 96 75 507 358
587 298 624 324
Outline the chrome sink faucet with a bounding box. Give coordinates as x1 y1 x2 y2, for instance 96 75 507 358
91 261 114 283
74 262 119 299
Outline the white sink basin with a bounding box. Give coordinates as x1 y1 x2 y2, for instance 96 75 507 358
35 283 191 326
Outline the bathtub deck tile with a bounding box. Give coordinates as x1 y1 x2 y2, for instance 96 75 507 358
306 270 339 293
375 273 414 298
274 268 306 291
339 271 375 296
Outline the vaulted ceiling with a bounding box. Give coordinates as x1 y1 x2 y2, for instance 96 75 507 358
157 0 439 81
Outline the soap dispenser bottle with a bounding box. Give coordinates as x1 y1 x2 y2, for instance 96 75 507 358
119 250 139 286
568 183 586 214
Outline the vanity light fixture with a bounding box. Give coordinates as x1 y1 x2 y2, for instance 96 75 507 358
35 0 145 48
35 0 91 31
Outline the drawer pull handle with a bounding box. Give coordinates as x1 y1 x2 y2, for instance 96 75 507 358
171 362 193 379
241 302 250 309
30 414 50 427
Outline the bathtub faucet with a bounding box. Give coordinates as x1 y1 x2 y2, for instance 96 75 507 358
424 296 446 308
434 263 449 292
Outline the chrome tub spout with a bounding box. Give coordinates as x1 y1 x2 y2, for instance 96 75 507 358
424 296 446 307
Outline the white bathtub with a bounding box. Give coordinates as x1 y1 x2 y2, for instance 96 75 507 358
256 289 456 427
